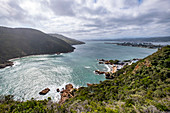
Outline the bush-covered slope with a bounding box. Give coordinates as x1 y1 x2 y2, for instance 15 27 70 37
0 26 74 64
61 46 170 112
50 34 85 45
0 46 169 112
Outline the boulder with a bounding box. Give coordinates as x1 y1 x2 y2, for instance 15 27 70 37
87 83 93 87
56 88 60 92
39 88 50 95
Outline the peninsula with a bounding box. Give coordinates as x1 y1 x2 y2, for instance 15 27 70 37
105 42 164 49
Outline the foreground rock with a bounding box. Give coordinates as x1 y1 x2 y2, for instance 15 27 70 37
59 84 77 104
39 88 50 95
87 83 93 86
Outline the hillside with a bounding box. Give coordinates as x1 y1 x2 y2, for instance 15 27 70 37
59 46 170 112
0 26 75 68
0 46 169 112
50 34 85 45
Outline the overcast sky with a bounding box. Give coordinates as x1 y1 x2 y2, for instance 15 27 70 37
0 0 170 39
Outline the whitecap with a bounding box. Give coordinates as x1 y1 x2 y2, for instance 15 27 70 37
13 61 21 67
104 64 111 72
84 66 91 69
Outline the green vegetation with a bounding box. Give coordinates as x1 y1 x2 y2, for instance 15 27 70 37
0 46 169 112
109 59 120 64
0 26 75 65
0 95 59 112
50 34 85 45
61 46 170 112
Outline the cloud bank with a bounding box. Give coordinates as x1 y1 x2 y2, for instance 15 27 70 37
0 0 170 39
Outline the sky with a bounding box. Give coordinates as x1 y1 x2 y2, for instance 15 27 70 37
0 0 170 39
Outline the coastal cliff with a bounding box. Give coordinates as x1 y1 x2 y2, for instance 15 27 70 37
0 26 75 68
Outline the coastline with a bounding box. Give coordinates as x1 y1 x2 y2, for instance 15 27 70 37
105 42 164 49
95 59 140 79
0 50 74 69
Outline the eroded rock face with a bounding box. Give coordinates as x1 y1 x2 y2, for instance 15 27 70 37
39 88 50 95
59 84 76 104
65 84 73 91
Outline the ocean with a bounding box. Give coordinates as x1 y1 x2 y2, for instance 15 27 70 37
0 41 157 102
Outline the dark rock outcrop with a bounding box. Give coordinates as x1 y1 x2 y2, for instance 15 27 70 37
99 59 105 61
0 61 13 69
95 70 105 74
39 88 50 95
56 88 60 92
59 84 77 104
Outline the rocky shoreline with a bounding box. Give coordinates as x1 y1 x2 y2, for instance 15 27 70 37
0 51 74 69
95 58 140 79
0 61 14 69
105 42 164 49
38 83 99 104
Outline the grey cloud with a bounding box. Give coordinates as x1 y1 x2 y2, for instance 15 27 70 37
0 0 34 26
77 6 109 15
49 0 75 16
0 0 170 39
0 1 26 20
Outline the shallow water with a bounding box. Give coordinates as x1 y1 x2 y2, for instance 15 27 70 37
0 41 157 102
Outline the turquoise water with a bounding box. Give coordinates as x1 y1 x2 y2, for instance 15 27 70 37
0 41 157 102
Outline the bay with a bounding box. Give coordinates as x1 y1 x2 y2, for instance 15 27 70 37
0 41 157 102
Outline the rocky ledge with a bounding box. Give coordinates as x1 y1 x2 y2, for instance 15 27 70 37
0 61 14 69
95 70 105 74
